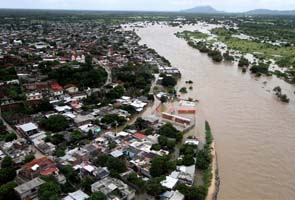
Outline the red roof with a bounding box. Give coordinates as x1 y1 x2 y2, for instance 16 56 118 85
50 82 63 91
24 157 54 169
133 132 146 140
40 166 58 175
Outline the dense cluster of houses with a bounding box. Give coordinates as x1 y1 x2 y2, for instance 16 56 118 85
0 17 191 200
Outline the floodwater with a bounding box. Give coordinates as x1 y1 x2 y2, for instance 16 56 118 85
135 24 295 200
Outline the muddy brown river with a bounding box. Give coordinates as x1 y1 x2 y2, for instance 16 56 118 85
135 24 295 200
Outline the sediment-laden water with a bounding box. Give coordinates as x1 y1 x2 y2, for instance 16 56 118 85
135 24 295 200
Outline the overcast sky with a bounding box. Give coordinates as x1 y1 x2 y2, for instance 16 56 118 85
0 0 294 12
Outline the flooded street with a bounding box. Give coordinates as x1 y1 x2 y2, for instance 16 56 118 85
136 24 295 200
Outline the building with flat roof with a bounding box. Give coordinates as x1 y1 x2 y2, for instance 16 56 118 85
91 177 135 200
14 177 45 200
63 190 89 200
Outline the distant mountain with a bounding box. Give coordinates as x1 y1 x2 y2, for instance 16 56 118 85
245 9 295 15
181 6 223 14
180 6 295 16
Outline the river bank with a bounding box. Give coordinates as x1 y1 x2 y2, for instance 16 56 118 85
206 141 219 200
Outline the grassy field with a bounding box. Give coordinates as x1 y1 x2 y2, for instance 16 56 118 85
176 30 209 40
212 28 295 64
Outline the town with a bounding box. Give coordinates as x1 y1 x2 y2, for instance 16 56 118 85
0 12 213 200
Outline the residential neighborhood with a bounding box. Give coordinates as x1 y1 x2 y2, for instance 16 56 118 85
0 11 209 200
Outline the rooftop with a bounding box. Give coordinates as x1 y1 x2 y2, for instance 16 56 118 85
19 122 38 132
14 177 45 194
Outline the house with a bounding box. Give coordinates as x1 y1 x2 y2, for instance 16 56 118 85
19 157 59 180
110 149 124 158
64 84 79 94
63 190 89 200
50 82 63 96
18 122 39 137
133 132 146 141
71 92 87 101
161 176 178 190
71 53 85 63
36 141 56 155
14 177 45 200
160 190 185 200
91 177 135 200
26 92 43 101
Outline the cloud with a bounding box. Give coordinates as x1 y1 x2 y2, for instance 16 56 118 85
0 0 293 12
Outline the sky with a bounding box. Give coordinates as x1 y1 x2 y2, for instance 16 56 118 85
0 0 294 12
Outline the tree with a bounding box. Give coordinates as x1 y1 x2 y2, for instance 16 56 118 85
93 154 127 174
40 115 69 132
134 117 149 130
223 51 234 62
39 181 61 200
4 132 17 142
145 177 165 197
182 154 195 166
158 123 182 142
70 131 85 143
1 156 13 168
160 95 168 103
59 165 80 184
208 49 223 62
101 114 126 127
238 56 250 67
106 85 125 100
150 156 176 177
127 172 145 190
162 76 177 87
176 184 207 200
89 192 107 200
0 168 16 185
179 87 187 93
196 149 212 170
0 181 17 200
81 176 95 194
36 99 54 112
24 154 35 163
119 105 136 115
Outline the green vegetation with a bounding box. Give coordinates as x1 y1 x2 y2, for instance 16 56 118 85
162 75 177 87
223 51 235 62
100 114 127 127
160 95 168 103
151 135 176 152
0 156 16 186
273 86 290 103
40 115 69 132
0 67 17 82
39 180 61 200
208 49 223 62
158 123 183 142
150 155 176 177
176 30 209 40
112 61 155 97
250 62 270 76
179 87 188 93
0 181 18 200
145 177 165 197
88 192 107 200
238 56 250 68
178 144 197 166
94 154 127 175
24 154 35 163
45 61 107 89
212 27 295 61
127 172 145 190
176 184 207 200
